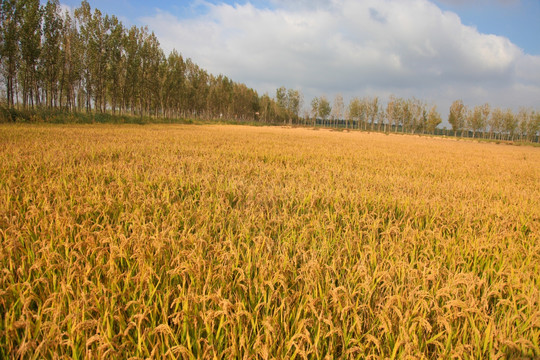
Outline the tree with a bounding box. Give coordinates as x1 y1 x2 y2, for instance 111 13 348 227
139 29 163 116
286 88 302 122
275 86 302 123
122 25 141 115
526 111 540 142
317 96 331 125
310 97 319 125
1 0 21 107
467 104 487 138
448 100 466 136
408 97 425 134
0 0 284 123
88 8 108 112
41 0 63 108
426 105 442 134
59 9 81 111
161 50 185 118
19 0 42 107
489 107 504 140
331 93 344 127
401 99 412 133
105 15 123 114
301 108 310 125
516 108 533 141
481 103 490 138
348 97 362 129
185 58 209 118
276 86 286 109
368 96 379 131
275 86 287 121
377 106 386 132
386 95 401 132
75 0 93 111
503 108 517 140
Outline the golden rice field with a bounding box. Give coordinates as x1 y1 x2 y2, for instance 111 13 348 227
0 124 539 359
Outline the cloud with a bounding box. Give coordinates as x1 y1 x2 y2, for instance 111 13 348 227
141 0 540 116
436 0 521 6
268 0 334 10
435 0 520 5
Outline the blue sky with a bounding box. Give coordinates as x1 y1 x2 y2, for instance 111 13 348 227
58 0 540 116
433 0 540 55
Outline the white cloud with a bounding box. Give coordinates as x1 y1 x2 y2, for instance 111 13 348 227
436 0 520 5
141 0 540 117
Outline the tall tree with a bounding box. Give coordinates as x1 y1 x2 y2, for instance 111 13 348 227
88 8 108 112
347 97 361 129
162 50 185 118
41 0 62 108
401 99 412 133
139 29 163 116
275 86 287 121
75 0 92 111
467 104 488 138
426 105 441 134
19 0 42 107
59 10 81 110
386 95 399 132
526 111 540 142
287 88 301 122
276 86 286 109
489 107 504 140
1 0 20 106
408 97 425 134
448 100 466 136
377 106 386 132
481 103 490 138
310 97 319 126
331 93 344 127
368 96 379 131
317 96 331 125
274 86 301 123
185 58 209 118
260 93 275 123
105 15 123 114
0 0 288 123
503 108 517 140
122 25 141 115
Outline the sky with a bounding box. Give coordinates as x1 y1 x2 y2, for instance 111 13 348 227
58 0 540 119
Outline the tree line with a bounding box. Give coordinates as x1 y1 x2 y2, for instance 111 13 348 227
1 0 538 141
0 0 302 122
308 95 539 142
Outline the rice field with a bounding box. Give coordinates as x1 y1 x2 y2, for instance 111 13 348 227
0 124 539 359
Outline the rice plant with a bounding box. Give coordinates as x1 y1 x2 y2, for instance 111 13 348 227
0 124 538 359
